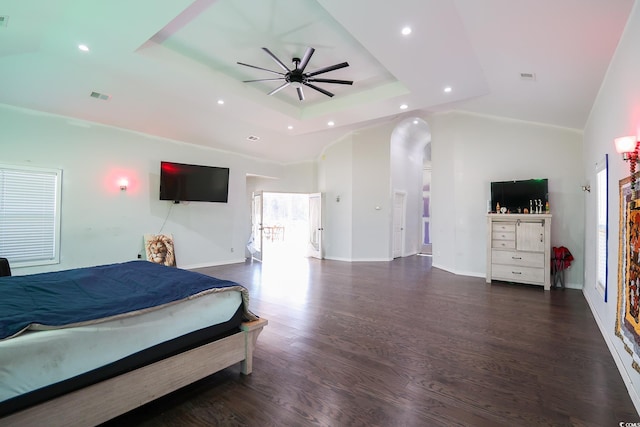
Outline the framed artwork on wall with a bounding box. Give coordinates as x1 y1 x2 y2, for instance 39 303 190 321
616 176 640 373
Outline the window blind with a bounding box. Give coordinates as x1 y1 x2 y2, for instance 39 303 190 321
0 166 61 266
595 155 608 301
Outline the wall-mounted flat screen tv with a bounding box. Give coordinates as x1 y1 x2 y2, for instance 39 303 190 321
160 161 229 203
490 178 548 213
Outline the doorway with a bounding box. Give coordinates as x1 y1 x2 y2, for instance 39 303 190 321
251 192 321 262
390 117 432 258
422 162 432 255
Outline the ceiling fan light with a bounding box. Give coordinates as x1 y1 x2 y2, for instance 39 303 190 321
239 47 352 100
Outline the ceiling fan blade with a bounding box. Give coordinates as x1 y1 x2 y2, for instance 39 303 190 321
297 47 315 72
237 62 284 76
304 82 334 97
262 47 290 72
306 62 349 77
296 86 305 101
307 78 353 85
268 82 291 96
242 78 285 83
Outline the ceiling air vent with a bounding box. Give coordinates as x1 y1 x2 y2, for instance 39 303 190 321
520 72 536 81
90 91 111 101
0 16 9 28
246 135 260 141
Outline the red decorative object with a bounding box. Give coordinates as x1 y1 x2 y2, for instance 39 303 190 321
551 246 574 288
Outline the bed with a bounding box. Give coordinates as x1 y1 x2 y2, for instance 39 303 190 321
0 260 267 427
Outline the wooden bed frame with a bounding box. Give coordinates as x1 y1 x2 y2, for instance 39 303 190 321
0 318 267 427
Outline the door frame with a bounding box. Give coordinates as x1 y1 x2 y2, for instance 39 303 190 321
392 190 407 258
250 191 263 262
307 192 323 259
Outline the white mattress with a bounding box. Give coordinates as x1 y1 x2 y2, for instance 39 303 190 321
0 288 242 403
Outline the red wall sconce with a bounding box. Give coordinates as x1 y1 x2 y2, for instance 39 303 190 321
615 135 640 191
118 178 129 191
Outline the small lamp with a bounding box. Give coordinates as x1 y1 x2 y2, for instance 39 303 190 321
118 178 128 191
615 135 640 191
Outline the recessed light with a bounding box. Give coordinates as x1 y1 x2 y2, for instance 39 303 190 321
400 104 408 110
401 26 412 36
444 86 452 93
413 120 419 125
287 125 293 130
78 44 89 52
217 99 224 105
246 135 260 141
327 121 335 127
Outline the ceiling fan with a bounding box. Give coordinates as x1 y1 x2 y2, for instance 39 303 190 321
237 47 353 101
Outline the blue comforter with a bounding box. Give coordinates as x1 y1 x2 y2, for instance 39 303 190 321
0 261 255 340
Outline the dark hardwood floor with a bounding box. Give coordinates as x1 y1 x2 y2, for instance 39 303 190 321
104 255 639 426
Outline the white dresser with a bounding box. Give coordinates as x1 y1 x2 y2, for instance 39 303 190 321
486 213 552 290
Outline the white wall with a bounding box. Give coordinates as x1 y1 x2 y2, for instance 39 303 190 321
319 134 354 260
583 1 640 412
430 111 584 283
249 162 317 194
352 124 393 261
0 104 309 274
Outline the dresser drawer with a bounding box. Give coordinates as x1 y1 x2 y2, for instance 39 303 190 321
492 238 516 249
492 223 516 233
492 231 515 241
491 250 544 268
491 264 544 284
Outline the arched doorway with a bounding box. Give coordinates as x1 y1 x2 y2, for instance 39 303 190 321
389 117 432 258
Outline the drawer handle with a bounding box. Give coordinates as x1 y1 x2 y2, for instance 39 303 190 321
512 271 522 275
512 256 522 260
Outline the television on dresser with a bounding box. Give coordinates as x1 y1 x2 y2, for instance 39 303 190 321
490 178 548 213
160 161 229 203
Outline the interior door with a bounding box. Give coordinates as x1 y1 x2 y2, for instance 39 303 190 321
308 193 323 259
251 192 264 262
393 191 406 258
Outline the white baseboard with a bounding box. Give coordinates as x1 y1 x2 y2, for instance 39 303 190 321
431 263 484 278
323 256 393 262
583 288 640 415
182 258 246 270
323 256 352 262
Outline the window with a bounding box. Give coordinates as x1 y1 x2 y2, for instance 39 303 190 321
0 165 62 267
595 155 608 301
